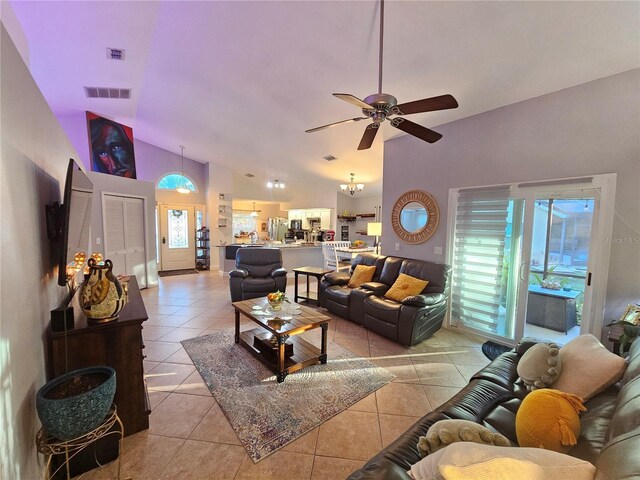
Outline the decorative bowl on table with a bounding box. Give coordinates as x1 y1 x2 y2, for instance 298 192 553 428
267 291 286 311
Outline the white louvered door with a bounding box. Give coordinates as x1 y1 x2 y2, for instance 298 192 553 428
103 194 147 287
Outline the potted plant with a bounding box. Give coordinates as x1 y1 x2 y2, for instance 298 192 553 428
36 366 116 440
606 304 640 355
606 320 640 356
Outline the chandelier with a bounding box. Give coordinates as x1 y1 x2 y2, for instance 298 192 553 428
266 179 285 189
340 173 364 195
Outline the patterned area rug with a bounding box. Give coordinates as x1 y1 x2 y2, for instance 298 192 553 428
182 330 394 462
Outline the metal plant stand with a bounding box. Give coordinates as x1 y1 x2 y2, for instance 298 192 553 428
36 405 124 480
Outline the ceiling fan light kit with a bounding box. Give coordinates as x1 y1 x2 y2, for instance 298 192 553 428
306 0 458 150
267 179 285 189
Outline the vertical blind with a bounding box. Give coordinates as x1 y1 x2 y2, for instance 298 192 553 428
451 187 510 334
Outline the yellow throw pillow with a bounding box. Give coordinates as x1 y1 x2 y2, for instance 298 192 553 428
347 265 376 288
516 389 585 453
384 273 429 302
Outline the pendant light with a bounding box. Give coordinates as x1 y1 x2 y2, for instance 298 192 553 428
176 145 190 194
339 173 365 195
250 202 259 217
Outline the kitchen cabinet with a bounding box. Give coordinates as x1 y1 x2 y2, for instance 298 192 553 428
320 210 332 229
288 210 304 222
288 209 333 229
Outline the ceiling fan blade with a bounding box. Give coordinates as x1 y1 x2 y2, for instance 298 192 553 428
333 93 373 110
305 117 368 133
357 123 379 150
394 94 458 116
390 118 443 143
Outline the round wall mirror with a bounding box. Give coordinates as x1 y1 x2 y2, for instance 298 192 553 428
400 201 427 233
391 190 439 244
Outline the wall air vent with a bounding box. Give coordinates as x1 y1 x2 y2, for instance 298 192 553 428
84 87 131 99
323 155 337 161
245 173 255 178
106 48 125 60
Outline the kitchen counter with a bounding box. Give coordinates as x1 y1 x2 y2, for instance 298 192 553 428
218 243 324 274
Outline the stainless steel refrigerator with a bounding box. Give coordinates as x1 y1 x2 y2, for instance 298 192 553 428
268 217 289 241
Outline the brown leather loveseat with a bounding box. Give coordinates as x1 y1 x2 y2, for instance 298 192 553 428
347 338 640 480
318 253 451 346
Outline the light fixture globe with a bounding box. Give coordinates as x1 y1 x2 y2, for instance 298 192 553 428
266 179 285 189
340 173 364 195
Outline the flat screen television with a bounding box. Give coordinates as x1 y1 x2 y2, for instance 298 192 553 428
47 159 93 287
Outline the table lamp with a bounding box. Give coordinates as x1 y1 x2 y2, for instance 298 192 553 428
367 222 382 254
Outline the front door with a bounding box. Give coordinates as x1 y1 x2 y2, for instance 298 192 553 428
159 204 195 271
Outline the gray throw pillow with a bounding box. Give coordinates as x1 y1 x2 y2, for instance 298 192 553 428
517 342 561 391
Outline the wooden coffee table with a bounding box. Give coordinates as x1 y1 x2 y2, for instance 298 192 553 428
232 298 331 382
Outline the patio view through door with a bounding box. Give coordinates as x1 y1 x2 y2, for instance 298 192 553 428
159 204 195 271
447 176 612 346
523 196 596 343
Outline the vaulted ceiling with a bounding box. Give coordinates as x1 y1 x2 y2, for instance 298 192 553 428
8 1 640 199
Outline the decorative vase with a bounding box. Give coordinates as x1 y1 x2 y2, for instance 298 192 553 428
36 366 116 440
80 258 127 322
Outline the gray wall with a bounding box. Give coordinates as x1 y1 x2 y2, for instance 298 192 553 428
383 69 640 323
0 24 79 479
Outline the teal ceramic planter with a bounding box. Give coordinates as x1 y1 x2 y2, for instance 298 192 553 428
36 366 116 440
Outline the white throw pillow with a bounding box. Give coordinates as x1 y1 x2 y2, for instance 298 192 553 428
408 443 595 480
553 334 626 401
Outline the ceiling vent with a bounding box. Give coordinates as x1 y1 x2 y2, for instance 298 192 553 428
323 155 337 161
84 87 131 99
245 173 255 178
106 48 125 60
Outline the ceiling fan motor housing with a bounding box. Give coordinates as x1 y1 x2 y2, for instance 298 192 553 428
363 93 397 123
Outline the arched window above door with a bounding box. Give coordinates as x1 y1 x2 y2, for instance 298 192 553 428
157 173 197 192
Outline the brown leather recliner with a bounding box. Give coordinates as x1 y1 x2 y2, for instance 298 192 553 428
319 253 451 346
228 247 287 302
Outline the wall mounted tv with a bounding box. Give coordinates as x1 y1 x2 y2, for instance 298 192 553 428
46 159 94 287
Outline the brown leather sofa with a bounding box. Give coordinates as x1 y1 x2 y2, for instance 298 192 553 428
347 338 640 480
318 253 450 346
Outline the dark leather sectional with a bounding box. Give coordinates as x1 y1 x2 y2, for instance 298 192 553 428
348 338 640 480
318 253 451 346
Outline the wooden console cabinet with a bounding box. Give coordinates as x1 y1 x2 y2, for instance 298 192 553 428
47 277 150 437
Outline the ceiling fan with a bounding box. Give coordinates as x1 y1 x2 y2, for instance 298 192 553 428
306 0 459 150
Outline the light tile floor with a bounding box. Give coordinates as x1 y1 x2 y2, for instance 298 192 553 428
79 271 488 480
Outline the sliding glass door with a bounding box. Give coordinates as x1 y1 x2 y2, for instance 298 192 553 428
448 177 610 345
522 195 597 342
